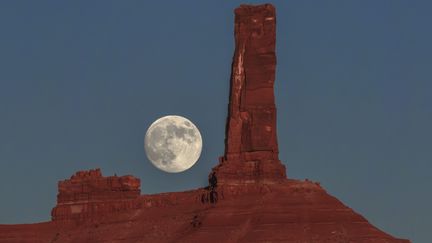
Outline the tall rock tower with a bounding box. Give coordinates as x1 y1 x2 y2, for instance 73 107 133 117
213 4 286 184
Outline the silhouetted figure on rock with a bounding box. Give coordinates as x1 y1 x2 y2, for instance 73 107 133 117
209 172 218 190
210 190 218 204
200 172 219 204
200 193 208 203
208 172 218 204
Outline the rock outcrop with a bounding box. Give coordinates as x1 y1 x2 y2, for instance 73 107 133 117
0 179 409 243
0 4 410 243
213 4 287 185
51 168 140 221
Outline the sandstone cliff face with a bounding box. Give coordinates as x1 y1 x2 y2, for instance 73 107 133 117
0 4 410 243
51 169 140 221
0 180 409 243
214 4 286 185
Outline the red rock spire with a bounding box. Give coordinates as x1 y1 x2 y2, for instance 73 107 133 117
213 4 286 184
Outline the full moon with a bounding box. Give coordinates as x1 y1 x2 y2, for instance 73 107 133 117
144 115 202 173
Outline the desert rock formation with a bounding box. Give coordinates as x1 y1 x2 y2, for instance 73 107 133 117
214 4 286 185
51 169 140 221
0 4 410 243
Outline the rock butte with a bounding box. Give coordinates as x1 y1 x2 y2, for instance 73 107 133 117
0 4 409 243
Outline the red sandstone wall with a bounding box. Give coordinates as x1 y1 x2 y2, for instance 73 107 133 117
51 169 140 221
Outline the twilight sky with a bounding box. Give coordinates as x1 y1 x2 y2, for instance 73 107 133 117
0 1 430 242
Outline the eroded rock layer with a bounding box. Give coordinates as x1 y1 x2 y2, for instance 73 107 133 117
0 179 409 243
51 169 140 221
213 4 286 184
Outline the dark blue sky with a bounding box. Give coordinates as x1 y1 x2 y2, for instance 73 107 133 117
0 1 430 242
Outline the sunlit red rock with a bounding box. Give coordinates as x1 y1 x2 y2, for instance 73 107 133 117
0 4 410 243
0 178 409 242
214 3 286 185
51 168 140 221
